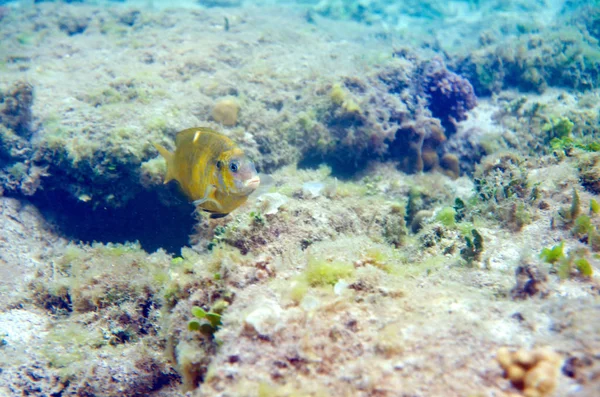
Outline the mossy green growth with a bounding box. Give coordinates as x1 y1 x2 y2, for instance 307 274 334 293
589 228 600 252
305 257 354 286
511 202 532 231
86 87 123 106
458 222 475 238
572 188 581 219
40 241 170 315
144 116 169 134
329 83 360 113
542 116 574 140
42 323 105 372
360 245 397 273
382 203 407 247
436 207 456 228
540 241 564 264
171 257 184 266
591 199 600 215
573 215 593 237
556 251 595 279
574 258 593 277
569 213 600 252
95 242 139 258
550 136 600 153
560 188 581 224
297 111 317 132
330 83 346 106
288 278 310 303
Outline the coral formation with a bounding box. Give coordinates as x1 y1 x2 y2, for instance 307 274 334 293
2 2 600 397
496 347 562 397
419 57 477 133
300 56 478 176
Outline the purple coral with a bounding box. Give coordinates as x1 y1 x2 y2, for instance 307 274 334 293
420 57 477 133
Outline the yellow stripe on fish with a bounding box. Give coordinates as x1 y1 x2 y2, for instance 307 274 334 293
153 127 260 217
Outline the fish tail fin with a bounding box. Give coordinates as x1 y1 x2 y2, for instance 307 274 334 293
153 143 176 184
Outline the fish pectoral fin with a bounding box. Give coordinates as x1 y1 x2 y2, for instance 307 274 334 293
193 185 215 205
193 185 223 211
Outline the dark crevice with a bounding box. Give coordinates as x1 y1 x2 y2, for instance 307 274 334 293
297 153 367 179
28 189 195 255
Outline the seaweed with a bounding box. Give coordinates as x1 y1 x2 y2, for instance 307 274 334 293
435 207 456 228
540 242 565 264
591 199 600 214
460 229 484 264
453 198 466 222
540 242 594 278
542 116 574 141
188 304 224 336
305 257 354 286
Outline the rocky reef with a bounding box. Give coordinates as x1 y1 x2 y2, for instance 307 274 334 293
0 5 471 213
0 1 599 397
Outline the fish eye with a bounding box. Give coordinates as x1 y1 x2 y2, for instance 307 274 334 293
229 161 239 173
216 160 222 169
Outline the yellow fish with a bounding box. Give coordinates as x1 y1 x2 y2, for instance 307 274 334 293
154 127 260 217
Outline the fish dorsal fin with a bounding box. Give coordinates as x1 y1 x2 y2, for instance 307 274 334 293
176 128 234 151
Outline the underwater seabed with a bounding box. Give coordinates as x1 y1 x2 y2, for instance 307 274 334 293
1 0 600 396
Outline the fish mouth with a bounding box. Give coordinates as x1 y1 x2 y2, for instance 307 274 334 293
245 176 260 190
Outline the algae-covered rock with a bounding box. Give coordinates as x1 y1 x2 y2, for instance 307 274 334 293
296 56 477 175
0 4 484 213
454 27 600 94
2 4 600 396
212 98 239 126
0 81 33 138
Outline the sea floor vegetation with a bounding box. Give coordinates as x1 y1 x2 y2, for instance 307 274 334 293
0 1 599 396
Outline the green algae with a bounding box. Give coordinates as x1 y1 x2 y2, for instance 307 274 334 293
550 136 600 153
574 258 593 277
557 251 595 279
540 240 594 279
189 305 223 334
305 258 354 286
436 207 457 228
542 116 574 140
540 242 565 264
43 323 105 371
591 199 600 214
